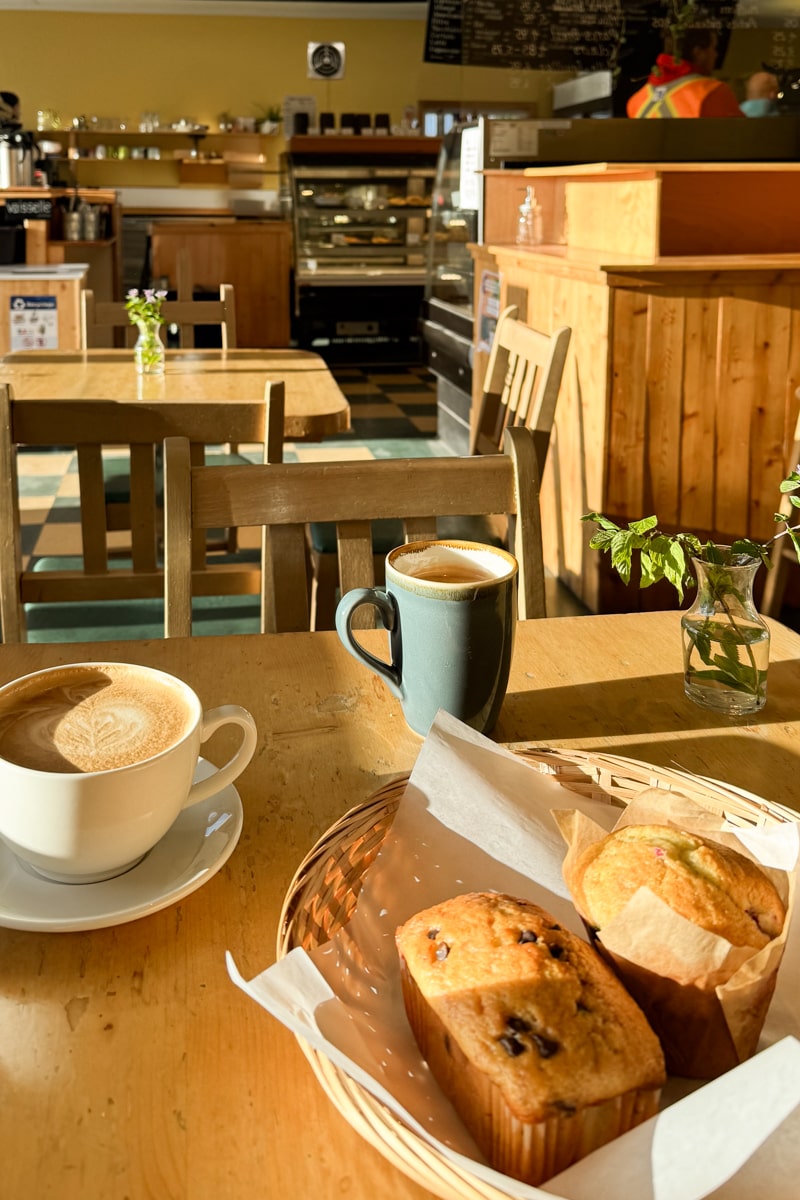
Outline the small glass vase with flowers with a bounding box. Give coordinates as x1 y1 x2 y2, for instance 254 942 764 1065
125 288 167 375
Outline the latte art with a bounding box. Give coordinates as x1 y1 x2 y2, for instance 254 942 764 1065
0 665 193 773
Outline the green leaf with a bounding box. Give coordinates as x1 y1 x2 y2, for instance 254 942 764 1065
610 530 635 585
588 529 615 551
638 547 663 589
628 515 658 535
581 512 620 531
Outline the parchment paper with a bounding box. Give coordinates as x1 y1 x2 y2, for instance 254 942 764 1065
228 710 800 1199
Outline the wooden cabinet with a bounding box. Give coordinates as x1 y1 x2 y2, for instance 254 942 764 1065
0 187 121 303
0 263 88 356
478 164 800 614
150 219 291 348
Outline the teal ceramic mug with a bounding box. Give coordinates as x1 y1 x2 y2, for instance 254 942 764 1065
335 540 518 736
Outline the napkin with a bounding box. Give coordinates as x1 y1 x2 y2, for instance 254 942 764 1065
228 710 800 1199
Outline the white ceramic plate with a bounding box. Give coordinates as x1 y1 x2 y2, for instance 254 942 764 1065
0 758 243 932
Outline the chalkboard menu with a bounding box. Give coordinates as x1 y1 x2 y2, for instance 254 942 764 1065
424 0 626 71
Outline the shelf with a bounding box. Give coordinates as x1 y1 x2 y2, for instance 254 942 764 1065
48 238 116 248
288 135 441 156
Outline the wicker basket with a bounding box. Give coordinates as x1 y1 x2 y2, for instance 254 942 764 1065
276 747 797 1200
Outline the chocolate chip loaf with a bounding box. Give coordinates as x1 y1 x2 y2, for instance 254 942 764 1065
395 892 665 1186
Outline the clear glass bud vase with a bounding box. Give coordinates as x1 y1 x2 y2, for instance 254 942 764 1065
681 552 770 715
134 319 165 375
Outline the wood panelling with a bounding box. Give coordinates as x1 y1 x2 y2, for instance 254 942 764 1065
150 220 291 348
660 172 800 256
489 251 800 613
0 273 86 357
566 178 661 257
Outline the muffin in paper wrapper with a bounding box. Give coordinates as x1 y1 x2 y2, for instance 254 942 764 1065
554 789 795 1079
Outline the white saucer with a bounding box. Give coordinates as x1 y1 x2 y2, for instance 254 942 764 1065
0 758 243 932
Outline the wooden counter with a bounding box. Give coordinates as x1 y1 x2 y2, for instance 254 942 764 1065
149 218 291 348
0 186 121 303
477 164 800 614
0 263 88 357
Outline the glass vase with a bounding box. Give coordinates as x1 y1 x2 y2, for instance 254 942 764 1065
134 319 165 375
681 552 770 715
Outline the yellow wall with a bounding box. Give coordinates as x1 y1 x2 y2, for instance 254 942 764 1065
0 10 563 131
0 9 782 146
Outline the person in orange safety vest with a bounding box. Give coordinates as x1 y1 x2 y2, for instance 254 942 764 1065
627 29 743 119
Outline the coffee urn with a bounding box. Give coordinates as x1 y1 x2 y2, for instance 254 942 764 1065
0 130 38 188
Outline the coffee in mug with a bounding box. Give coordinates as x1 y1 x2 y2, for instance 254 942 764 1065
335 540 517 737
0 662 257 883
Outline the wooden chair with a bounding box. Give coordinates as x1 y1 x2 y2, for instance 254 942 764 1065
0 382 283 643
760 401 800 619
163 424 547 638
80 285 237 350
470 305 572 464
308 306 572 629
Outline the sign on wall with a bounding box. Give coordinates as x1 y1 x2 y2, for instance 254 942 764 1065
9 295 58 351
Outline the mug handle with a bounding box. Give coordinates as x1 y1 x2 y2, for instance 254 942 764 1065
335 587 402 696
183 705 258 807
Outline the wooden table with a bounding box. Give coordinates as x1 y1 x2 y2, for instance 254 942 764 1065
0 347 351 442
2 611 799 1199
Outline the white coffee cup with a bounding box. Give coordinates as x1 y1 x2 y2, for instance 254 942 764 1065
0 662 257 883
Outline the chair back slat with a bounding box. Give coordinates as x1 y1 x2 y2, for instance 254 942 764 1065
164 424 546 638
162 435 193 634
77 444 110 573
337 521 378 630
129 444 158 572
262 525 310 635
403 517 438 542
0 386 24 642
760 398 800 618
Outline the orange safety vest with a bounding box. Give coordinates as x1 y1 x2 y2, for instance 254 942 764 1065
627 73 742 118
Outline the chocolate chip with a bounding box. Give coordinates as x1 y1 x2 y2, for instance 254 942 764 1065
506 1016 532 1034
499 1035 527 1057
576 1000 591 1013
435 942 449 960
549 923 562 931
427 928 439 940
518 929 538 944
548 943 565 959
444 1033 452 1056
532 1033 560 1058
553 1099 576 1114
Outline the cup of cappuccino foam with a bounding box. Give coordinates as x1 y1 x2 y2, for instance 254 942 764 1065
335 540 517 736
0 662 257 883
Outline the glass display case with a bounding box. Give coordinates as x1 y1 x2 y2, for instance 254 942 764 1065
283 136 440 362
421 123 481 453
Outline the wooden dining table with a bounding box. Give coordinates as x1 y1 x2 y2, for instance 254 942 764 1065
1 610 799 1199
0 347 351 442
